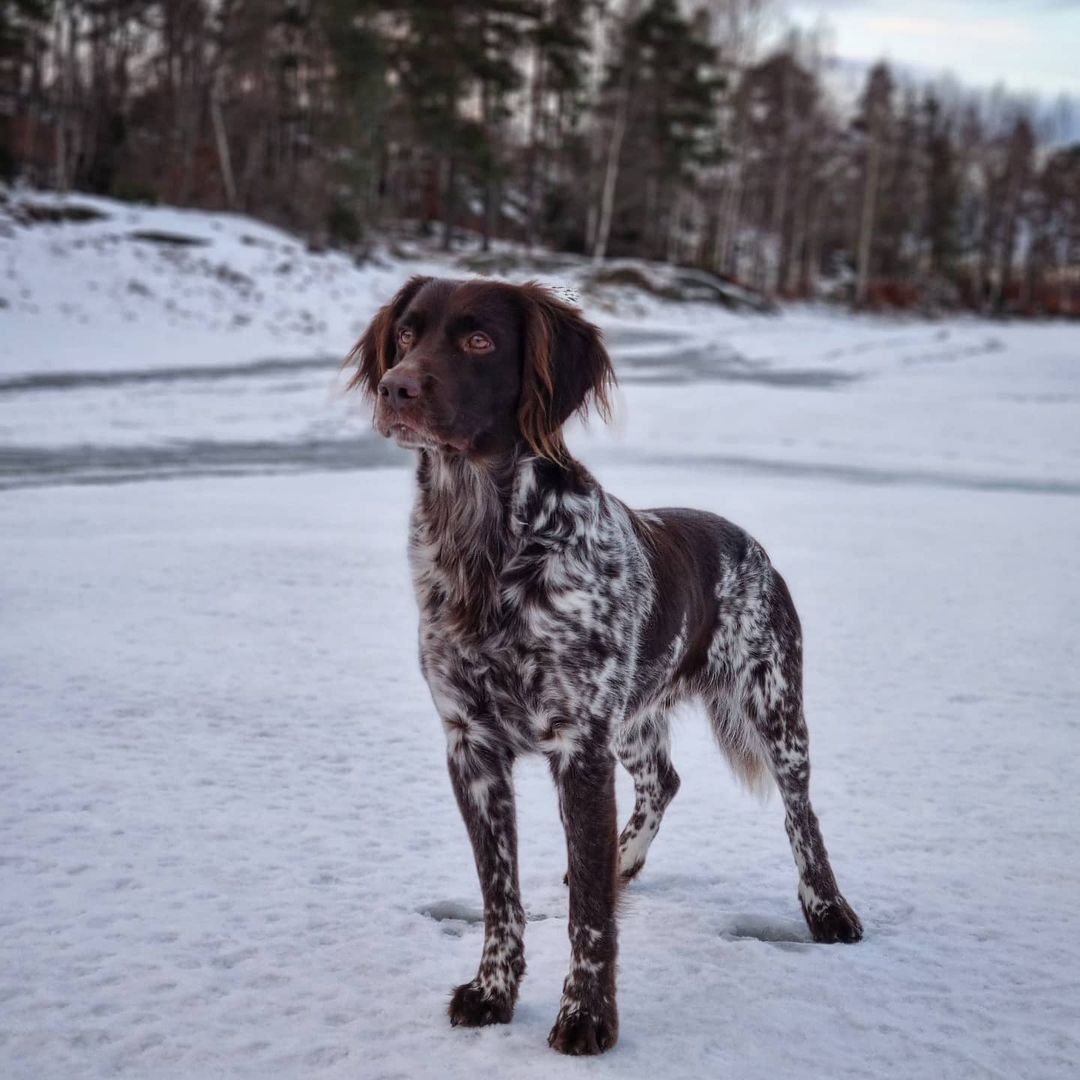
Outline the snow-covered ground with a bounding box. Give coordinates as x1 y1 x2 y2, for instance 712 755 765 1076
2 193 1079 1079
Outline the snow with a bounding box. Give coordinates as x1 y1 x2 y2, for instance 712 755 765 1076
2 192 1079 1079
0 190 452 379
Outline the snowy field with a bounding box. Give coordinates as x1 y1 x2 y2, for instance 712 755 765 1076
2 193 1080 1079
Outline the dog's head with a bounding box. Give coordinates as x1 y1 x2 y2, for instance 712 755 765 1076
347 277 614 461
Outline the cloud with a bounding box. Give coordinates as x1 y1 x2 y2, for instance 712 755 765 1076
864 14 1033 45
793 0 1080 8
785 0 1080 97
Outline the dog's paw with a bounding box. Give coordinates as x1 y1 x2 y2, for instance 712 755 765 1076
548 1003 618 1055
448 980 514 1027
802 894 863 944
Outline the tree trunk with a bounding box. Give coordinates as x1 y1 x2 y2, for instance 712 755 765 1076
856 131 882 307
767 61 793 300
592 0 641 263
592 94 629 263
441 153 457 251
717 163 744 277
785 166 808 297
768 161 789 300
210 71 236 209
53 10 70 192
524 41 545 251
482 168 499 253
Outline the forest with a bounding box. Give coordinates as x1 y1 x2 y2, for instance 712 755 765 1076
2 0 1079 313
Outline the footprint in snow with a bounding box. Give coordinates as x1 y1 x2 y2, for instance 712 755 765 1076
722 914 814 948
417 900 552 936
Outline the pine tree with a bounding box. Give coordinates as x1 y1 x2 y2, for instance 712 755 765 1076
853 62 894 306
993 114 1034 311
598 0 724 260
524 0 592 251
876 89 922 282
0 0 53 179
733 49 817 295
923 90 960 280
385 0 539 249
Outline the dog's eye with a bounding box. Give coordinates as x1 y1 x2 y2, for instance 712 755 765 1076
397 328 415 347
464 332 493 353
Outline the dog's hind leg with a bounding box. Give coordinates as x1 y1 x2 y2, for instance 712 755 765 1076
705 680 862 942
733 577 863 944
613 711 681 882
762 704 863 943
702 563 862 943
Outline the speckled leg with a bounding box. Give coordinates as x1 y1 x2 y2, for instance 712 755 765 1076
614 714 680 882
445 744 526 1026
547 750 619 1056
751 688 863 944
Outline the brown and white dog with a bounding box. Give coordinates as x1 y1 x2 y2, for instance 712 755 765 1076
349 277 862 1056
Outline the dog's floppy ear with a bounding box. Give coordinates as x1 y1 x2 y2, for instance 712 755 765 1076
517 283 615 462
345 275 431 395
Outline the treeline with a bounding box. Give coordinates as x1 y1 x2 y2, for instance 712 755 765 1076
2 0 1079 313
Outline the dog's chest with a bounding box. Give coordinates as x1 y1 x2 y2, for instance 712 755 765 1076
415 537 643 742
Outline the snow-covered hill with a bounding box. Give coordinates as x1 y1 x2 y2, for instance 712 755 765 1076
0 190 456 377
0 188 765 380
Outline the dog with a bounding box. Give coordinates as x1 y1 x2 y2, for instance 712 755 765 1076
349 277 862 1056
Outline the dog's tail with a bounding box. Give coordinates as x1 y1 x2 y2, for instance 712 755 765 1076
704 692 774 799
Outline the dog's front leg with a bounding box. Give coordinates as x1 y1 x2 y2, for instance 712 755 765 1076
548 750 620 1055
446 742 525 1027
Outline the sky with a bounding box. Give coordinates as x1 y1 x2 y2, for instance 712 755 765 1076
786 1 1080 99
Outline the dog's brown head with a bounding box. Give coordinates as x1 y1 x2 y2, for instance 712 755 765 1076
347 277 614 461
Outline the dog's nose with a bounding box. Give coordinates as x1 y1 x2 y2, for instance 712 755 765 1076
378 369 423 409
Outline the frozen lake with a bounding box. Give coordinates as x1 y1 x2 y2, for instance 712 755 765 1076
0 324 857 491
2 320 1076 495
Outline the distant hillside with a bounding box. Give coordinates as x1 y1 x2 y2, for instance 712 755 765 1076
0 189 771 379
